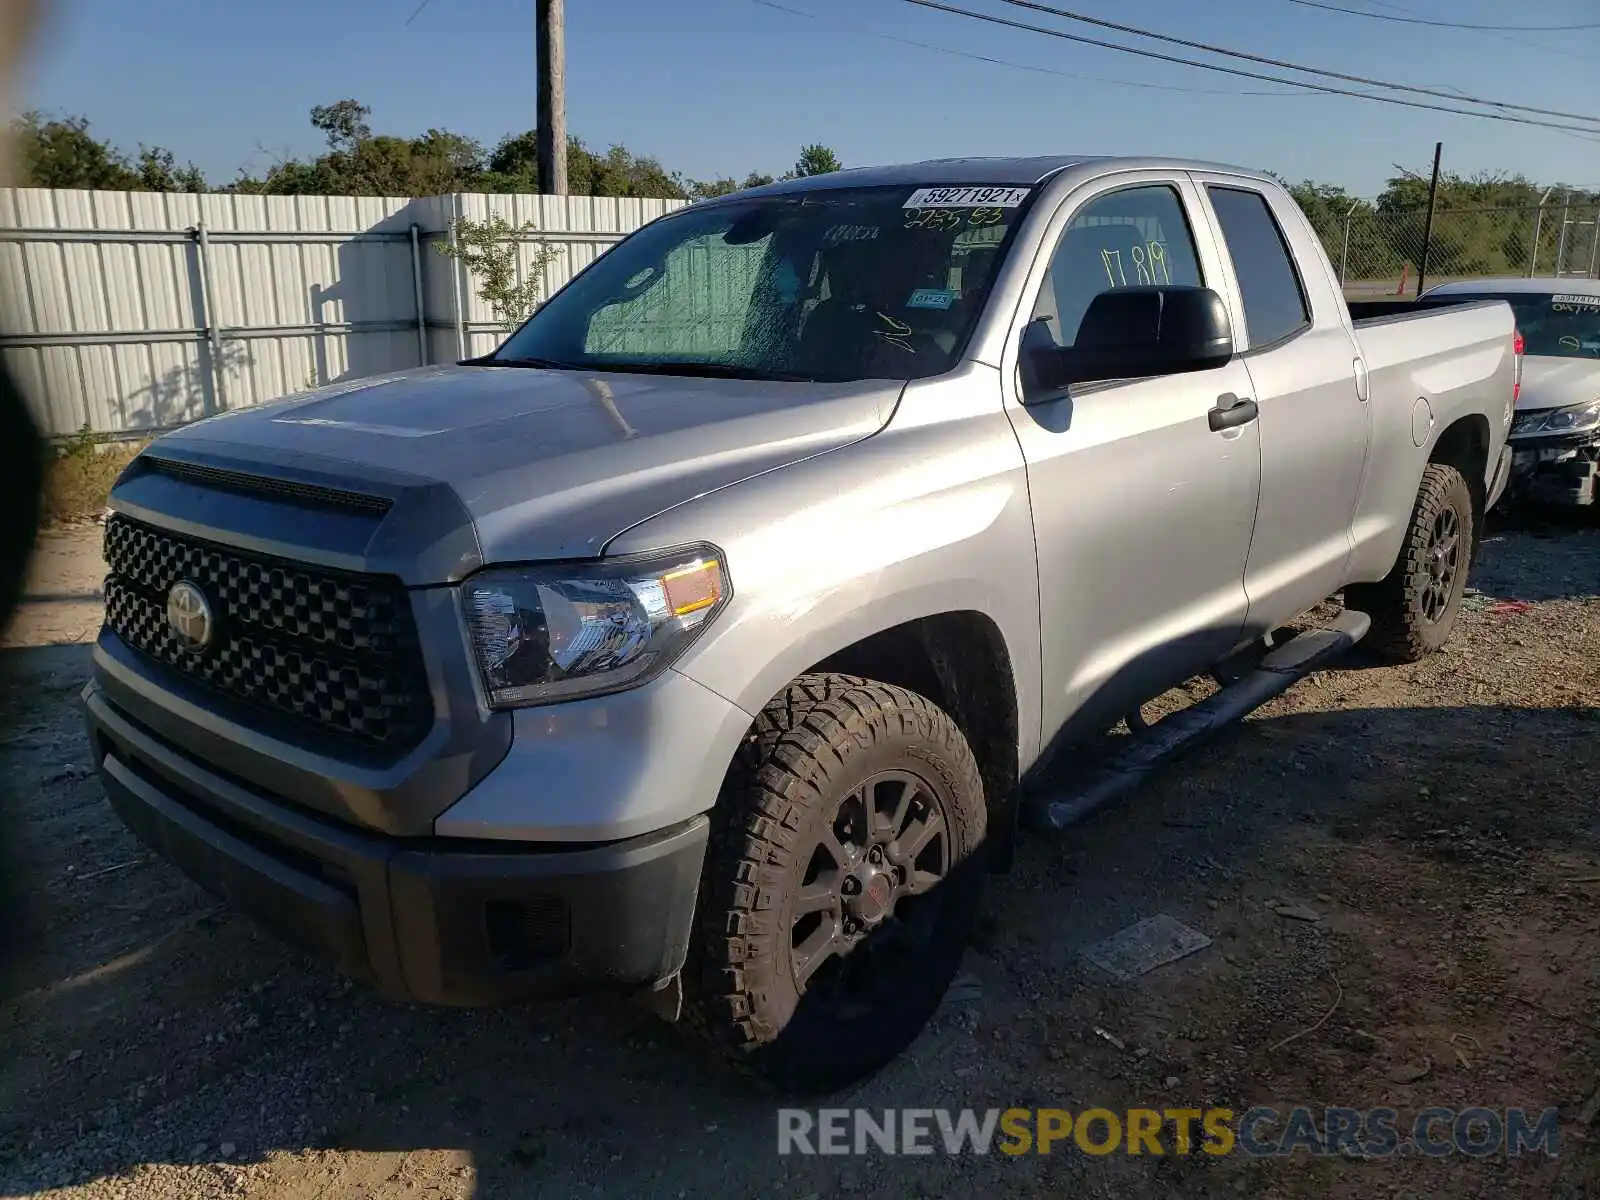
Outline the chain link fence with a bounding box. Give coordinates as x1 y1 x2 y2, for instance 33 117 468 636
1301 199 1600 298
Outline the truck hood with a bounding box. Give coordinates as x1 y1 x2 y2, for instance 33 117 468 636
136 364 900 578
1518 357 1600 412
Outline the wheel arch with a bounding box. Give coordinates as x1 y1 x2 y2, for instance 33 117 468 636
1429 412 1490 560
799 611 1022 871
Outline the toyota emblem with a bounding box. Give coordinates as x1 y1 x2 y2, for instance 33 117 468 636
166 580 215 652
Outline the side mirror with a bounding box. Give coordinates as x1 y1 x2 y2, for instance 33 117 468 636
1022 285 1234 397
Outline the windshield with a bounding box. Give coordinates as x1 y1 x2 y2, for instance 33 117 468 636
1444 291 1600 359
491 184 1035 382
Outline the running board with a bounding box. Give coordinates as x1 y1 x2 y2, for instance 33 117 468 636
1024 609 1371 834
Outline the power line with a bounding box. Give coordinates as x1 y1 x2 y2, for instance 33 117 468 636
1296 0 1594 63
748 0 1317 97
991 0 1600 126
896 0 1600 140
1287 0 1600 32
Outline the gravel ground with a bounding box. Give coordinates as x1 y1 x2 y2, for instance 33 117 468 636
1 512 1597 1200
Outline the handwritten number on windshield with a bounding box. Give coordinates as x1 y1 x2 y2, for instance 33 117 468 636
903 207 1007 231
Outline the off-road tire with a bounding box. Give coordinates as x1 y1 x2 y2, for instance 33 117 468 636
688 672 987 1095
1346 463 1475 664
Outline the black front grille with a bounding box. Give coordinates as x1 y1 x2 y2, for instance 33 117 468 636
102 515 433 752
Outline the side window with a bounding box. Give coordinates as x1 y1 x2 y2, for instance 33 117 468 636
1029 184 1204 349
1206 186 1311 349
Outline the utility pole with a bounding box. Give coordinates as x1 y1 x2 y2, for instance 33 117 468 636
1415 141 1442 297
536 0 568 195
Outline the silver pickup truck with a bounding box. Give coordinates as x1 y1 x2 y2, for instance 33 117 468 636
85 156 1518 1093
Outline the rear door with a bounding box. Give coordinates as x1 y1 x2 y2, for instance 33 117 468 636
999 173 1263 742
1189 174 1370 631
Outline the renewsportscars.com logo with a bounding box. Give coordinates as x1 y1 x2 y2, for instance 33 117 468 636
777 1107 1562 1159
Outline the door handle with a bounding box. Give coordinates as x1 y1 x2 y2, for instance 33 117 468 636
1208 393 1258 432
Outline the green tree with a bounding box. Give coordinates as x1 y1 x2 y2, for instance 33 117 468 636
790 143 841 178
134 145 206 192
435 213 564 331
11 113 138 189
690 177 741 200
309 99 372 152
568 137 689 199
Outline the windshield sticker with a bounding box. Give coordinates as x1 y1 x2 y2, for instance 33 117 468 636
824 223 880 247
906 287 958 310
1551 294 1600 310
904 186 1030 209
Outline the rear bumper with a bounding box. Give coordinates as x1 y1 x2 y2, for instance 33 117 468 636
86 682 708 1006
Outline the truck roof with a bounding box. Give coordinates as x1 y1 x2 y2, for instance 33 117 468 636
1425 277 1600 297
732 155 1276 199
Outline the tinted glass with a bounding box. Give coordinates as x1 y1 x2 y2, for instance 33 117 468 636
1435 292 1600 359
494 185 1033 383
1029 184 1204 348
1207 186 1311 348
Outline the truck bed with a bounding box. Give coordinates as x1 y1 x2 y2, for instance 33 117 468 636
1341 293 1518 582
1346 296 1508 326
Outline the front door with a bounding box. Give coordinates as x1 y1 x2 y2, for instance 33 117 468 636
1002 175 1264 744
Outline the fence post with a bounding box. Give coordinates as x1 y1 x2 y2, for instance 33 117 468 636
1415 142 1442 298
193 221 227 416
409 223 428 366
449 195 467 360
1589 211 1600 279
1529 185 1557 277
1338 199 1358 287
1555 193 1573 277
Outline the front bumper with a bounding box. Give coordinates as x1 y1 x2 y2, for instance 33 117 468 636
1507 435 1599 506
86 682 709 1005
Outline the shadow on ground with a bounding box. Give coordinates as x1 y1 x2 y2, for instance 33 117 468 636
2 689 1596 1199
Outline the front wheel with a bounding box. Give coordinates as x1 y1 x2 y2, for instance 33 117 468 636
1346 462 1475 663
689 672 987 1094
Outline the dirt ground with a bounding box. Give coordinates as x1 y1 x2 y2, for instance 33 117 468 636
1 513 1598 1200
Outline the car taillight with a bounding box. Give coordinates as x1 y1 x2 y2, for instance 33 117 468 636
1512 329 1523 404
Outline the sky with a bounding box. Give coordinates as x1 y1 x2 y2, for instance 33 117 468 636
17 0 1600 197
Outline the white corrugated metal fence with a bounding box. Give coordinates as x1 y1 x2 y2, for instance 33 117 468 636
0 187 687 437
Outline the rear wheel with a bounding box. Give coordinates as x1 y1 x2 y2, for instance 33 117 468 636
1346 462 1475 663
689 673 987 1094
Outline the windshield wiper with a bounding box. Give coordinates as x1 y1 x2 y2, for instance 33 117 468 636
594 361 817 383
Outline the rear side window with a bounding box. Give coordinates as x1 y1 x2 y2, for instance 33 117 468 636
1207 186 1310 349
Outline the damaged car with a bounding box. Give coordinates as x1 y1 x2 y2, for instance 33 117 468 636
1421 278 1600 510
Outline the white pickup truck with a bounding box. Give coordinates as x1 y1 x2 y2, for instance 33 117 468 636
87 156 1518 1092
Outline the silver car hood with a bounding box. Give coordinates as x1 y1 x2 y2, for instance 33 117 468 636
126 364 900 580
1517 357 1600 412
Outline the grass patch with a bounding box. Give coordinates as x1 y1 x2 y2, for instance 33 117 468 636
41 425 147 524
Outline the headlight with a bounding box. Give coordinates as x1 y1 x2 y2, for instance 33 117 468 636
461 545 729 708
1511 400 1600 439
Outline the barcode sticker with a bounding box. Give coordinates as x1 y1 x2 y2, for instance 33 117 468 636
903 186 1030 209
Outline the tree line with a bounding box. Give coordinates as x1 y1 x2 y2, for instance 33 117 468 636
11 103 1594 278
9 100 842 201
1275 171 1600 281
